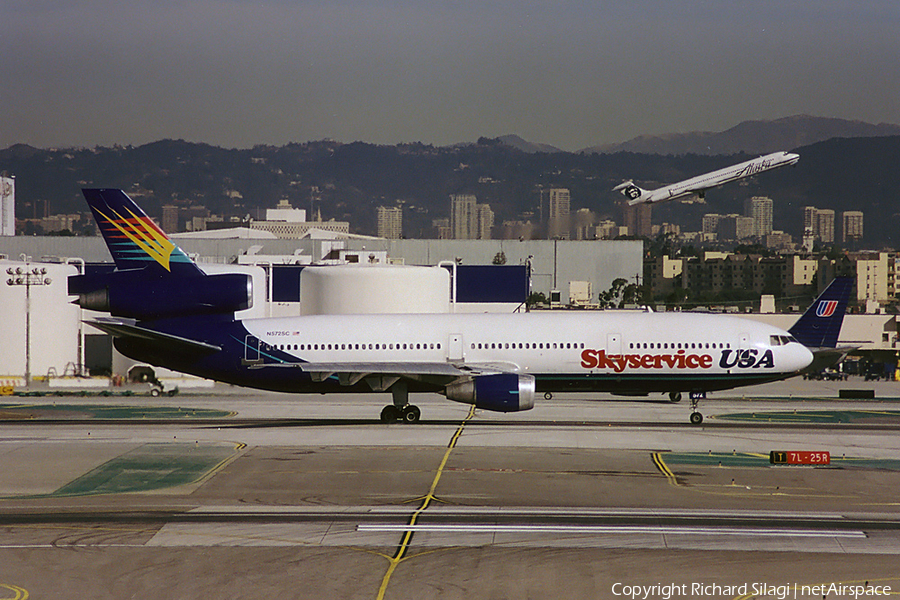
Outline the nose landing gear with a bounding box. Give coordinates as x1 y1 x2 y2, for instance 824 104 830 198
689 391 706 425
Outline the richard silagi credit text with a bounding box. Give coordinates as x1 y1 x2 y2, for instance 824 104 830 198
611 582 892 599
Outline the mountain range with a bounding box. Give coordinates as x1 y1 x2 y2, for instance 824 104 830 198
576 115 900 156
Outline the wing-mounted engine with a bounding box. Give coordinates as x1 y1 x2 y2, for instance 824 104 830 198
69 268 252 320
444 373 536 412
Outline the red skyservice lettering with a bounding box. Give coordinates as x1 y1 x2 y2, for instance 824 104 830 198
580 349 713 373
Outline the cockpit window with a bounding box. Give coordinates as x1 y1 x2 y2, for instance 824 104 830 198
771 335 798 346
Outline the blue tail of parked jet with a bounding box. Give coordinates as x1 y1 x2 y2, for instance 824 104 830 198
82 189 202 276
789 277 853 349
73 189 252 320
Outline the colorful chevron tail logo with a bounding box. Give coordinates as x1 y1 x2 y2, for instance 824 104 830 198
816 300 838 318
95 205 176 271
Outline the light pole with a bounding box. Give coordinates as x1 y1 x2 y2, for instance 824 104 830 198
6 265 52 387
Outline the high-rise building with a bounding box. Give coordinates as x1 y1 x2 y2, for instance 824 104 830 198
817 209 835 244
702 214 722 235
162 205 179 234
1 175 14 236
547 188 571 239
622 202 652 238
803 206 818 232
475 203 494 240
449 194 493 239
716 214 754 241
743 196 773 237
803 205 836 244
842 211 863 244
449 194 477 239
377 206 403 239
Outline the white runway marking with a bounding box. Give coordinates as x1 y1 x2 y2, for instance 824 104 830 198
357 523 867 538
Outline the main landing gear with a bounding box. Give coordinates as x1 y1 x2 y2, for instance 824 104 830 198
380 381 421 424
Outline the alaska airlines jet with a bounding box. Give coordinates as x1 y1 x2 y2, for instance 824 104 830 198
72 189 847 425
614 151 800 206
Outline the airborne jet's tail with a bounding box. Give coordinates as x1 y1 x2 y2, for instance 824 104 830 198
612 180 650 205
788 277 854 350
82 188 203 277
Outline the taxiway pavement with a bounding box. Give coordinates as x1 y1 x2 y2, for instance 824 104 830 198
0 379 899 599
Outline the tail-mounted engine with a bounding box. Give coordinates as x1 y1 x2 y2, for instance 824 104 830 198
69 268 252 320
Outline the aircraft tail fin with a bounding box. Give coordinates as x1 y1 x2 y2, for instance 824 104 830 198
82 189 202 276
613 180 650 205
788 277 853 349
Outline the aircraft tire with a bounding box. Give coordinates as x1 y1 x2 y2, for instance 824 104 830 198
690 412 703 425
669 391 682 403
381 405 401 423
402 405 421 424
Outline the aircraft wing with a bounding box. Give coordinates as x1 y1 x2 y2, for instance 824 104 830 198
86 317 222 354
256 361 465 375
250 360 522 387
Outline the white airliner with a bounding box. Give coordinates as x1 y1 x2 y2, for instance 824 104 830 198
614 151 800 205
74 189 847 426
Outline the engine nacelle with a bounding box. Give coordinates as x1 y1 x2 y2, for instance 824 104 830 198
70 269 252 320
444 373 536 412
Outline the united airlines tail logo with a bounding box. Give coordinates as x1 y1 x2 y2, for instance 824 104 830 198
95 206 176 271
816 300 838 318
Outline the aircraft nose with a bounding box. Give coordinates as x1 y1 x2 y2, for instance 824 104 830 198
792 344 814 372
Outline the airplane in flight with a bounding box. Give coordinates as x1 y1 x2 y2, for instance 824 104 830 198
71 189 848 425
614 151 800 206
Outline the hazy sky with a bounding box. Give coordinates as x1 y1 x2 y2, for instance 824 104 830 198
3 0 899 150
